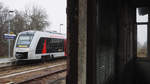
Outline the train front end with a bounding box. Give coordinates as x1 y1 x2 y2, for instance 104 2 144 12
13 31 35 61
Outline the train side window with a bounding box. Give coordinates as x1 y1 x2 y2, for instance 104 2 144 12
36 38 45 54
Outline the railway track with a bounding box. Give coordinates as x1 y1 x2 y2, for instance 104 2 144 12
0 61 12 68
0 58 66 76
0 59 66 84
17 68 66 84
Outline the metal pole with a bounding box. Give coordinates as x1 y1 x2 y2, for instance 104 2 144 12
8 19 10 58
8 11 14 58
60 24 63 33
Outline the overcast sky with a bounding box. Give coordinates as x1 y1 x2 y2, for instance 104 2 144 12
137 25 147 46
0 0 67 34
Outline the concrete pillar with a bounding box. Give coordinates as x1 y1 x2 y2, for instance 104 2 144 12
78 0 87 84
148 13 150 57
66 0 79 84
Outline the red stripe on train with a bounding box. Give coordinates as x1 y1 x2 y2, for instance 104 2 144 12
42 39 47 54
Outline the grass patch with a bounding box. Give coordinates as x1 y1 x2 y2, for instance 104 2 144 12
0 56 9 58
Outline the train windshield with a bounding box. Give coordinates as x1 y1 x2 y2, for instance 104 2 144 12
16 34 34 48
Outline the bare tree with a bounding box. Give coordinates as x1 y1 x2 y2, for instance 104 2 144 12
0 3 10 57
11 11 26 34
24 6 49 30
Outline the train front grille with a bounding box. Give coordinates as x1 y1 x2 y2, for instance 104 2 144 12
15 52 28 59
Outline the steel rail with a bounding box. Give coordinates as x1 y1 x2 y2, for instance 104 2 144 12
16 68 66 84
0 63 66 79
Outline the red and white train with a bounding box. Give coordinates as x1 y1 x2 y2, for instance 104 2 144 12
13 30 67 61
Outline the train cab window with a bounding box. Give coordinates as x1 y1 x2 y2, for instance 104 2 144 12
16 33 34 48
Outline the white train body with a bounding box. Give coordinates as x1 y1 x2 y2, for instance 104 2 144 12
13 30 67 61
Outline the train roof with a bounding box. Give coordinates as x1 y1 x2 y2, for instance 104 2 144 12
18 30 66 39
19 30 64 35
19 30 36 34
